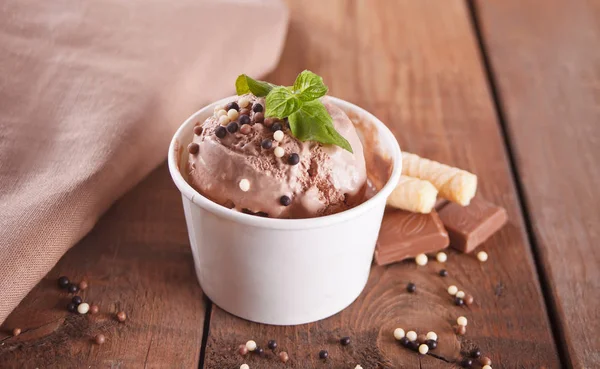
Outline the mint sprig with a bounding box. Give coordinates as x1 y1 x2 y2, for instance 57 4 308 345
235 70 352 152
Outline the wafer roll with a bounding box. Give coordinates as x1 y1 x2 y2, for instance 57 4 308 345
402 152 477 206
387 176 438 213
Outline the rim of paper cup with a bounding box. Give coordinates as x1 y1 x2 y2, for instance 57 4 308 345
168 96 402 230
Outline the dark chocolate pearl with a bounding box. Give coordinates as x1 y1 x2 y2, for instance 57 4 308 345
239 115 251 125
256 347 265 356
280 195 291 206
461 358 473 368
288 153 300 165
271 122 283 132
261 139 272 149
188 142 199 154
408 341 420 351
470 349 481 358
407 282 416 293
72 296 82 305
227 122 239 133
439 269 448 277
426 339 437 350
340 336 351 346
194 126 203 135
67 303 77 312
68 284 79 294
253 112 264 123
267 340 278 350
252 103 264 112
215 126 227 139
318 350 328 359
455 297 465 306
225 101 239 111
399 337 410 347
58 276 70 289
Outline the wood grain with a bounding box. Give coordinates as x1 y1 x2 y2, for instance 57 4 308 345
475 1 600 367
204 0 561 367
0 164 206 368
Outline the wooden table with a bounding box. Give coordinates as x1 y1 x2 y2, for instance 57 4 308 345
1 0 598 368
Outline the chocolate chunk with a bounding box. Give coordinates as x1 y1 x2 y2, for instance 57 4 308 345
374 209 449 266
437 197 508 253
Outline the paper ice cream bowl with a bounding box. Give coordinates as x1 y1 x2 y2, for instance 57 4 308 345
168 96 402 325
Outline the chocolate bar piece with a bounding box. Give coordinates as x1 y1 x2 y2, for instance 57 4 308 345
437 197 508 253
375 208 449 266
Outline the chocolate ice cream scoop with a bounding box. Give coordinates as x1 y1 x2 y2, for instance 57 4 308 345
187 95 367 218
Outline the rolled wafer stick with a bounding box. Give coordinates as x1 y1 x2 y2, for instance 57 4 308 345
402 152 477 206
387 176 438 213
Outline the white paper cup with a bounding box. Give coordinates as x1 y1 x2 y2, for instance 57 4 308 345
168 96 401 325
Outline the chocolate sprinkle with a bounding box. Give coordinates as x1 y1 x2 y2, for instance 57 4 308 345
280 195 291 206
215 126 227 138
288 153 300 165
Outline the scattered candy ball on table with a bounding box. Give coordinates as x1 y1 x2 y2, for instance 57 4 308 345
477 251 488 262
318 350 328 359
448 285 458 295
355 366 363 369
68 284 79 294
72 296 82 305
116 311 127 322
471 348 481 358
426 331 437 341
455 297 465 306
399 337 410 347
77 303 90 314
418 344 429 355
406 330 417 342
457 316 468 326
439 269 448 277
456 290 466 299
436 252 447 262
12 328 21 336
67 303 77 313
406 282 416 293
465 294 474 306
90 305 99 315
245 340 257 352
417 334 427 344
239 179 250 192
256 347 264 356
480 356 492 366
482 365 492 369
58 276 70 289
78 280 88 290
426 339 437 350
279 351 289 363
267 340 277 350
340 336 351 346
240 364 249 369
393 328 405 340
415 253 428 266
461 358 473 368
94 334 106 345
238 344 248 356
455 325 467 335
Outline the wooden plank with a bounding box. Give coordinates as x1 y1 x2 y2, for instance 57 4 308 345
0 164 206 368
203 0 561 368
475 1 600 367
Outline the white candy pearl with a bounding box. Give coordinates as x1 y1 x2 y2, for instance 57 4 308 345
436 252 447 263
354 366 363 369
456 290 466 299
418 344 429 355
77 302 89 314
415 253 428 266
426 331 437 341
214 104 224 112
274 146 285 158
245 340 257 351
477 251 488 262
457 316 468 326
240 364 249 369
217 109 227 117
227 109 239 120
393 328 405 340
218 115 230 126
482 365 492 369
448 285 458 295
406 330 417 342
238 97 250 108
273 130 284 142
239 179 250 192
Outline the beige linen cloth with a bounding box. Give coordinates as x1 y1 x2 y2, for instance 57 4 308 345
0 0 289 324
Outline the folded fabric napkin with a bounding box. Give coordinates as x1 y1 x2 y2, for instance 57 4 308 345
0 0 289 324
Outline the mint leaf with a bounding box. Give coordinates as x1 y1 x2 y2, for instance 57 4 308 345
293 70 328 101
288 100 353 153
265 86 301 118
235 74 275 96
